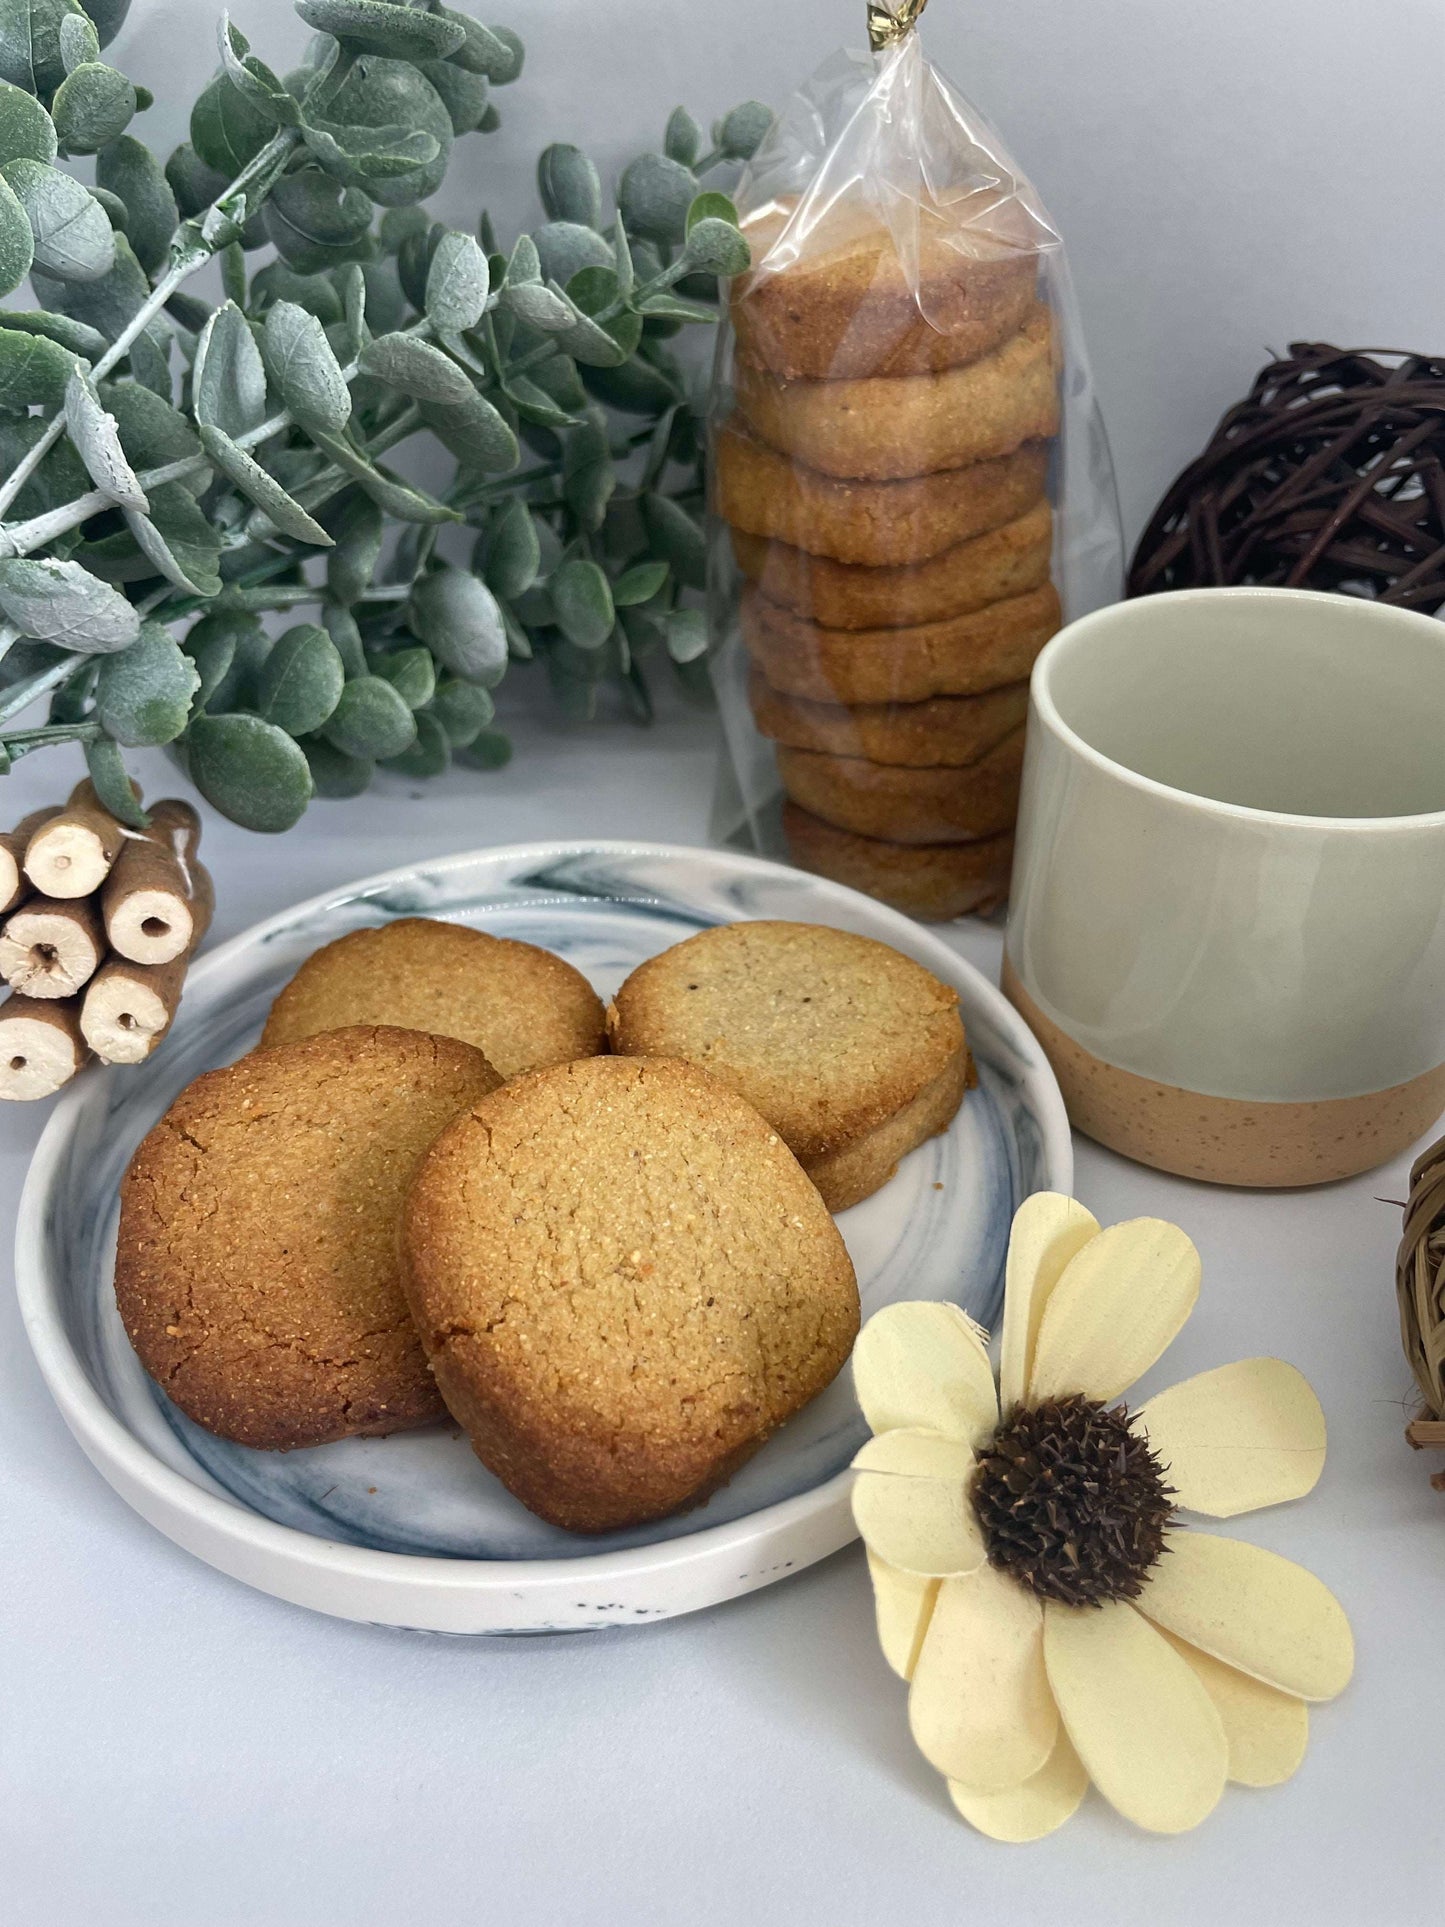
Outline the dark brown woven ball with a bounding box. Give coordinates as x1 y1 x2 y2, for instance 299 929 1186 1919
1128 342 1445 614
1397 1130 1445 1487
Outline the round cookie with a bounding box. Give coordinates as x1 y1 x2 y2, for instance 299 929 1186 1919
742 581 1062 705
749 668 1029 768
734 305 1060 481
402 1055 859 1533
782 804 1015 922
731 199 1039 381
260 917 605 1078
115 1026 502 1450
777 729 1026 844
605 920 970 1209
715 419 1049 567
733 500 1053 631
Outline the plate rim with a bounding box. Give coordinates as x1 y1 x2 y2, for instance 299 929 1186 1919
15 837 1073 1626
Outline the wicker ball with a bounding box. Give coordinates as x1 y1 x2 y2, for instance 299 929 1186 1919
1129 342 1445 612
1397 1131 1445 1485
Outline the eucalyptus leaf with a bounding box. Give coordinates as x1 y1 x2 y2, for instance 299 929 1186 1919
198 424 335 546
264 165 371 273
250 258 344 323
359 329 472 406
1 307 102 354
455 727 512 771
641 492 707 589
320 600 367 679
0 323 74 407
580 351 681 415
184 606 266 710
192 299 266 438
83 732 148 827
554 296 633 369
124 322 170 401
611 558 669 606
79 0 130 50
301 115 438 190
500 277 572 333
337 258 367 355
0 78 55 165
0 0 85 96
30 229 144 339
634 287 715 324
1 159 113 282
441 11 520 82
308 426 459 525
301 731 371 797
325 488 382 605
501 371 576 429
189 71 273 177
427 674 492 747
0 555 140 653
57 10 97 68
217 13 300 129
186 711 313 832
484 497 540 600
504 231 540 285
532 219 611 288
100 379 203 490
295 0 464 61
681 213 748 278
716 99 772 160
372 642 434 709
407 568 506 686
618 151 695 246
122 482 222 597
164 141 226 219
320 53 452 208
93 619 199 744
95 135 178 274
561 413 613 531
550 557 613 650
65 363 146 510
323 670 416 759
380 705 447 777
418 57 488 138
425 228 488 332
50 57 133 152
0 167 30 295
664 606 708 663
416 387 518 471
664 106 702 167
263 297 351 436
255 621 344 735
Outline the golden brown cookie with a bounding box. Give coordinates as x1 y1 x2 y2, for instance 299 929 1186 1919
735 305 1059 481
734 499 1053 631
742 582 1062 704
749 667 1029 768
115 1026 502 1450
782 804 1014 921
402 1055 859 1533
731 199 1039 381
260 917 604 1079
605 920 969 1210
777 729 1026 844
715 418 1049 567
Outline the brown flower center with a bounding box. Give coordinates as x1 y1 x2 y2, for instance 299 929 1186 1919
971 1394 1175 1607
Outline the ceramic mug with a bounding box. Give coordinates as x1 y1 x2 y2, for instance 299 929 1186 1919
1002 586 1445 1186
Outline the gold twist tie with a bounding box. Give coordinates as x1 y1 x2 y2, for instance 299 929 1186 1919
867 0 929 51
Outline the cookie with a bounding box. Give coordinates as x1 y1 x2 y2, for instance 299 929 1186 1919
742 582 1062 704
260 917 605 1079
783 803 1015 921
749 667 1029 767
115 1026 502 1450
714 418 1049 567
777 729 1026 844
733 499 1053 631
734 305 1059 481
402 1055 859 1533
605 920 970 1210
731 199 1038 381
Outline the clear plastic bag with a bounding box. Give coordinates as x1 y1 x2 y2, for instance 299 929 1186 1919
708 7 1123 920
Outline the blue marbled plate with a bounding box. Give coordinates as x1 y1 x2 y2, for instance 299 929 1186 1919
18 842 1071 1632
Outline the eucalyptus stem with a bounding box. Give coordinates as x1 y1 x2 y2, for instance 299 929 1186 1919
0 652 85 728
2 720 101 749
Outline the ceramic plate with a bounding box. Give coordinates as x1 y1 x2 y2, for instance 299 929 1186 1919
17 841 1071 1634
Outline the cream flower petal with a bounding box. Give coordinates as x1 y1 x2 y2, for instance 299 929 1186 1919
908 1563 1057 1793
865 1550 940 1682
1043 1598 1228 1834
1028 1218 1202 1405
851 1429 986 1579
1137 1359 1326 1517
999 1192 1101 1416
1137 1532 1353 1702
1160 1630 1310 1787
948 1729 1089 1842
852 1300 998 1446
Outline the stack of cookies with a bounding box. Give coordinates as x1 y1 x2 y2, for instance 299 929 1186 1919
716 200 1064 920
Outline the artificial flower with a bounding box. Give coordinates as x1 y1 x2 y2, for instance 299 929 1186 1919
851 1193 1352 1840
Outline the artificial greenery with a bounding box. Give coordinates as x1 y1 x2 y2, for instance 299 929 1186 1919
0 0 764 830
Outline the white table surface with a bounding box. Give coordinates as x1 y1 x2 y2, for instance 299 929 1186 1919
4 710 1443 1927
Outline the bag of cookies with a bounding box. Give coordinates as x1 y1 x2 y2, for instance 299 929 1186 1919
707 0 1123 920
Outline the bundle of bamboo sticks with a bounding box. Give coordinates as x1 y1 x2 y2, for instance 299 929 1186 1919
0 781 213 1100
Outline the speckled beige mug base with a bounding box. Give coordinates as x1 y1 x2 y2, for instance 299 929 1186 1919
1002 960 1445 1187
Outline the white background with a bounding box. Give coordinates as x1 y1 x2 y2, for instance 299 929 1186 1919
6 2 1445 1922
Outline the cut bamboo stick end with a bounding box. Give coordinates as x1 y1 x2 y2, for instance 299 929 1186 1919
101 799 212 966
23 778 130 899
0 994 88 1099
0 807 62 916
80 954 188 1065
0 895 105 998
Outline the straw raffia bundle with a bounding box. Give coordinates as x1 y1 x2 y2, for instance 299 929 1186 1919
1398 1132 1445 1485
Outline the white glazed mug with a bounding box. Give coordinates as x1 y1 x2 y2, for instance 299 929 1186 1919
1002 587 1445 1186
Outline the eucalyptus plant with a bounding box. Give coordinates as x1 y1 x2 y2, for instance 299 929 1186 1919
0 0 764 831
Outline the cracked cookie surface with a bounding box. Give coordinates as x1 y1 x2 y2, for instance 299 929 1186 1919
401 1055 860 1533
115 1025 501 1449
